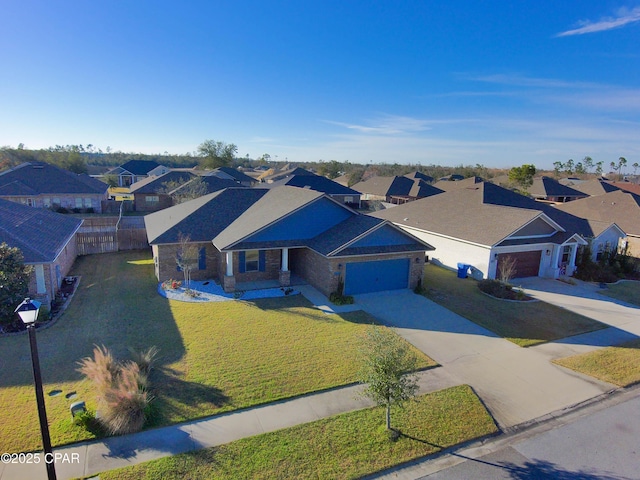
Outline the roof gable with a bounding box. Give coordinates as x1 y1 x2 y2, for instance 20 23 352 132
129 171 196 193
278 175 361 196
119 160 161 175
529 176 587 198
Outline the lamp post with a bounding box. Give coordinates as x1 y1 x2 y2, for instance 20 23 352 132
15 298 57 480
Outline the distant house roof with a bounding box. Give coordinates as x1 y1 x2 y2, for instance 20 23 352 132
129 171 196 194
432 176 483 191
529 176 588 200
0 162 108 196
117 160 161 176
145 186 431 255
0 198 82 263
169 175 240 196
404 171 434 183
211 167 256 184
267 173 361 196
373 181 613 246
568 179 621 197
259 167 315 183
351 176 415 197
611 182 640 196
554 190 640 236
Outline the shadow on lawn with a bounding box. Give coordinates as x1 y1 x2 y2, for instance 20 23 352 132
367 432 630 480
0 251 188 388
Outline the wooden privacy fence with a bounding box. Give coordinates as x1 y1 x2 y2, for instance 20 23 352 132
76 216 149 255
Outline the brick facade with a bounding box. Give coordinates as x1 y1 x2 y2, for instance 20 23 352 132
133 194 174 212
153 242 220 282
27 235 79 308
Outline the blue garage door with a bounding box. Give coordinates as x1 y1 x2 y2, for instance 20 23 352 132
344 259 410 295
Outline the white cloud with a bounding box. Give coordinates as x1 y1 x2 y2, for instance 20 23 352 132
474 74 598 89
324 114 432 135
557 6 640 37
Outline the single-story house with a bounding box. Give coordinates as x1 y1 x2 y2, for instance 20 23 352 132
145 186 433 296
106 160 171 187
266 172 362 207
352 176 443 205
0 198 82 309
404 171 434 183
0 162 109 213
567 179 621 197
129 171 197 212
372 182 625 280
528 176 588 203
554 189 640 257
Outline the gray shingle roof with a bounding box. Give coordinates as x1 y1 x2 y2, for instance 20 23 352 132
529 176 587 198
145 188 269 244
268 174 361 196
212 167 256 184
0 198 82 263
351 176 418 197
0 162 108 195
567 179 621 197
432 176 483 191
117 160 161 175
129 171 196 194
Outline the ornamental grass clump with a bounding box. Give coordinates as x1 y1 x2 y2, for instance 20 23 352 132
78 345 158 435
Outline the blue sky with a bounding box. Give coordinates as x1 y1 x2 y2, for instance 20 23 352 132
1 1 639 169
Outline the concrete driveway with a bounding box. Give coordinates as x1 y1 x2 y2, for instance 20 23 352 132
354 290 614 430
517 277 640 336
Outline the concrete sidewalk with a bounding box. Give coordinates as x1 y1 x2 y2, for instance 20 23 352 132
0 359 457 479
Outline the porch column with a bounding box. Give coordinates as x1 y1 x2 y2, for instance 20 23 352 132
568 244 579 275
279 248 291 287
225 251 233 276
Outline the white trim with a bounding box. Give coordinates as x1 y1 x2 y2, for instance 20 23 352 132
35 265 46 294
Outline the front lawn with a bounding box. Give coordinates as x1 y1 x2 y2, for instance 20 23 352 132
422 264 607 347
597 281 640 306
0 251 435 454
553 339 640 387
98 385 497 480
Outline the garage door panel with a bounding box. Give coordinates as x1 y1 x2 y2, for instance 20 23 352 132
345 259 410 295
497 251 542 278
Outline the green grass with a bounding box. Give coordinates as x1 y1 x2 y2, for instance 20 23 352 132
98 385 497 480
0 251 435 453
597 281 640 306
553 339 640 387
422 264 607 347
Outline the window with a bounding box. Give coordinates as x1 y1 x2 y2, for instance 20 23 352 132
43 197 51 208
25 198 35 207
75 198 83 209
245 250 259 271
84 198 92 208
561 245 571 264
146 195 159 203
53 197 61 206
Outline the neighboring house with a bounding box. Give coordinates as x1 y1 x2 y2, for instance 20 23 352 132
528 176 588 203
404 171 434 183
0 162 108 213
259 167 314 183
208 167 257 186
372 182 624 280
145 186 433 296
432 176 483 191
611 181 640 196
106 160 171 187
568 179 621 197
170 175 241 199
554 190 640 257
352 176 443 204
129 171 197 212
0 198 82 309
266 172 362 207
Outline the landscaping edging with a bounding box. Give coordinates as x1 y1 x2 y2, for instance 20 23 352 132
478 290 539 303
0 276 81 338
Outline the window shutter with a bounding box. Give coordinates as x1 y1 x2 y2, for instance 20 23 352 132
238 251 246 273
259 250 266 272
199 247 206 270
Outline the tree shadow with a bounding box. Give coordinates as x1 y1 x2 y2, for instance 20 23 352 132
377 432 632 480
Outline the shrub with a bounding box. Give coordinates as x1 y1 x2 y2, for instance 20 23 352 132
329 276 354 305
77 345 155 435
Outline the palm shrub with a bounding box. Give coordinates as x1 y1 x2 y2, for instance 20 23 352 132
78 345 156 435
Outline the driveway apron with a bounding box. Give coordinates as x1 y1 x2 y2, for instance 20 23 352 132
354 290 613 429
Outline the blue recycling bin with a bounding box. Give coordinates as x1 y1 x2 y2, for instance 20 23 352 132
457 263 469 279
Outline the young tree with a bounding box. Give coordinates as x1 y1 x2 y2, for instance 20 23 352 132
176 234 199 288
357 327 419 431
0 243 32 325
633 163 639 176
197 139 237 169
508 164 536 189
552 161 564 178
